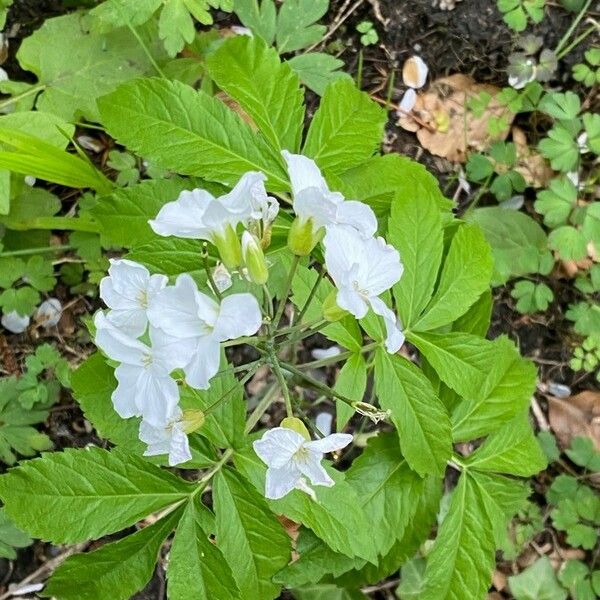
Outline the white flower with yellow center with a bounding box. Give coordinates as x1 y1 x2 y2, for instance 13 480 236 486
253 426 352 500
139 406 192 467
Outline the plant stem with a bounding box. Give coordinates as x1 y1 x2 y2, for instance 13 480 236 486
203 250 222 301
194 448 235 494
121 17 166 79
274 317 322 339
279 361 356 407
201 367 260 416
245 384 279 434
297 268 325 323
0 244 72 258
271 356 294 417
221 335 265 347
277 319 328 348
0 84 46 111
356 49 364 88
554 0 592 55
273 255 300 328
463 171 493 216
557 23 598 59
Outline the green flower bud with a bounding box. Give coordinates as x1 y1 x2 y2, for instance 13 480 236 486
213 224 242 270
242 231 269 285
323 289 349 322
181 409 205 433
287 216 323 256
280 416 310 440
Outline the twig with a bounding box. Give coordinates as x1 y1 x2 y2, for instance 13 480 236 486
304 0 365 53
530 395 550 432
370 95 436 133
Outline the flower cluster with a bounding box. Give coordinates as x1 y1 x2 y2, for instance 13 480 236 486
94 152 404 498
95 259 262 466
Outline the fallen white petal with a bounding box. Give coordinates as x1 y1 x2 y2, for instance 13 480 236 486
1 311 30 333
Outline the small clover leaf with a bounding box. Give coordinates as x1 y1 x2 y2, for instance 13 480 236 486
23 255 56 292
535 176 577 228
511 280 553 313
466 153 494 182
566 436 600 471
0 287 40 316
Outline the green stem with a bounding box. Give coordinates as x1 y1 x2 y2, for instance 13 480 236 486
554 0 592 55
276 319 328 348
194 448 235 494
296 268 325 323
201 367 259 416
271 357 294 418
557 23 598 59
0 244 72 258
463 171 493 216
280 361 356 407
0 216 100 232
356 49 364 89
273 255 300 328
274 317 322 339
203 250 222 301
0 84 46 111
123 20 166 79
221 335 265 347
245 384 279 434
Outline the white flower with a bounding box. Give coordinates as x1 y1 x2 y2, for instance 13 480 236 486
35 298 62 328
1 311 29 333
247 178 279 230
94 312 183 426
148 274 262 390
398 88 417 113
149 172 267 241
315 412 333 437
282 151 377 238
324 225 405 353
99 259 167 338
253 427 352 500
139 406 192 467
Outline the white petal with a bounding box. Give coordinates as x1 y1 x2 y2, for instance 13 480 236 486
213 293 262 341
336 287 369 319
315 412 333 437
150 327 197 373
212 264 232 292
363 237 403 295
140 420 172 455
402 56 428 89
136 370 180 427
168 424 192 466
264 462 302 500
100 259 150 311
94 312 148 365
148 274 217 339
113 363 143 418
306 433 353 453
323 225 364 287
221 171 266 216
282 151 329 197
294 188 340 230
398 88 417 113
311 346 341 360
296 454 334 487
369 296 405 354
253 427 306 469
183 336 221 390
35 298 62 328
335 200 377 237
1 311 30 333
294 477 317 500
106 308 147 338
149 188 214 239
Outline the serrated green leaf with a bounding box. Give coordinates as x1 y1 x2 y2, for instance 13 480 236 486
539 124 579 172
0 111 74 149
0 446 193 543
214 468 291 599
549 225 588 261
126 237 205 278
466 153 494 181
233 0 277 45
511 280 554 313
451 290 492 336
465 413 547 476
98 77 288 190
42 507 182 600
539 91 581 120
388 185 443 328
413 224 493 331
287 52 349 96
345 432 424 555
303 79 386 174
467 207 551 284
450 337 537 441
566 436 600 471
535 176 577 227
421 472 497 600
0 508 32 559
292 584 367 600
17 13 166 122
0 286 40 315
90 0 162 31
508 556 568 600
334 353 366 430
168 500 242 599
374 350 451 476
207 35 304 152
234 446 377 562
159 0 196 56
276 0 328 53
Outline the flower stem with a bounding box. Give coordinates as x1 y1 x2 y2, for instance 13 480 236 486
296 267 325 323
557 23 598 59
203 249 222 301
554 0 592 56
271 356 294 418
0 244 72 258
0 216 100 232
244 383 279 434
0 84 46 111
276 319 328 349
273 254 300 329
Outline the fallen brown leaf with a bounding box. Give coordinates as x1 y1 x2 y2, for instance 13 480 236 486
512 126 554 188
547 391 600 451
397 74 514 162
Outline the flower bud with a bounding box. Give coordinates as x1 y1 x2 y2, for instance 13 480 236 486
213 224 242 270
323 290 349 322
242 231 269 285
212 263 232 292
280 416 310 441
181 409 205 434
287 217 322 256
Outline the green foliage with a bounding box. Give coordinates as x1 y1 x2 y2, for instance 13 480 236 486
497 0 545 32
511 279 554 313
509 556 567 600
573 48 600 87
356 21 378 46
0 508 32 559
570 336 600 380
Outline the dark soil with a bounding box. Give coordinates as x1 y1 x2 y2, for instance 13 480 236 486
1 0 598 597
